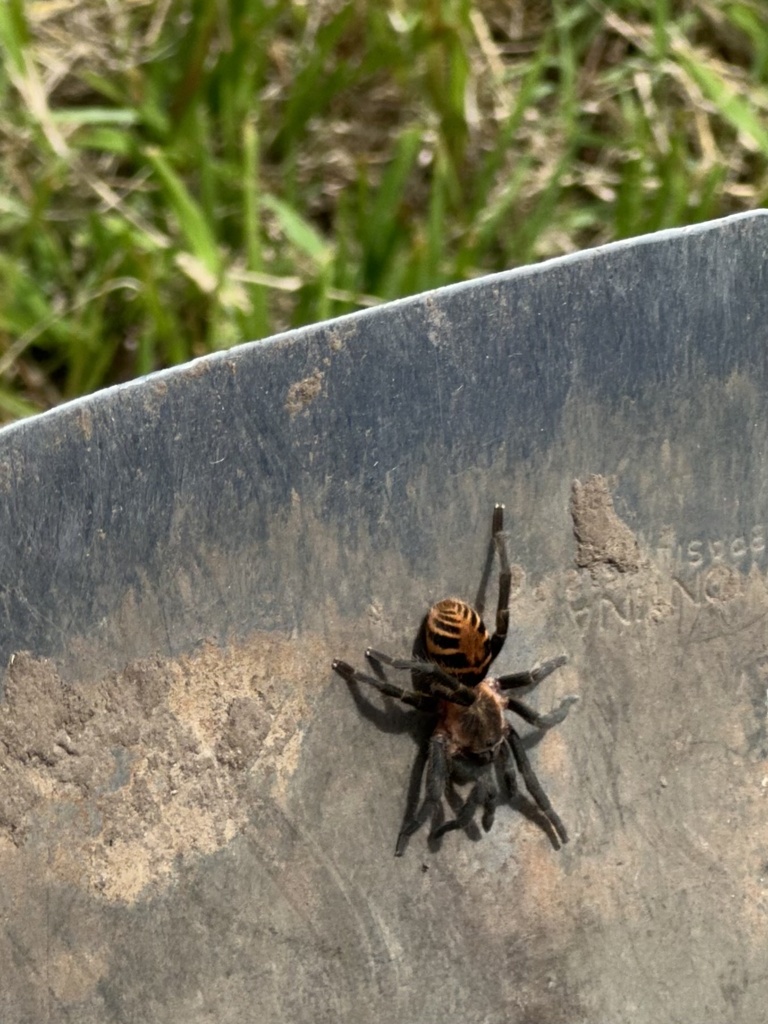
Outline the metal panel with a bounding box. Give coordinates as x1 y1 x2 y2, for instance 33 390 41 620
1 212 767 1023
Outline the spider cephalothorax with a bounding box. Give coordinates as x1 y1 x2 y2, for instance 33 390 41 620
332 504 578 856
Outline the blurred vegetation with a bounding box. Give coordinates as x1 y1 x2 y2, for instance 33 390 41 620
0 0 767 420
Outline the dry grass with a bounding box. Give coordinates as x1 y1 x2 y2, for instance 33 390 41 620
0 0 767 419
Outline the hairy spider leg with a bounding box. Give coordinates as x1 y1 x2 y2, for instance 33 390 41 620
430 770 499 840
503 729 569 845
365 649 476 707
489 508 512 661
473 504 511 662
395 735 449 857
481 777 498 832
331 659 433 710
474 503 503 615
506 692 580 730
498 741 519 800
364 650 390 683
496 654 568 690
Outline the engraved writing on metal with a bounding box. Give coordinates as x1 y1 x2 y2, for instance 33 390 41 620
683 525 765 570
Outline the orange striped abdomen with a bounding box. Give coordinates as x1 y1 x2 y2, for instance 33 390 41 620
424 598 491 686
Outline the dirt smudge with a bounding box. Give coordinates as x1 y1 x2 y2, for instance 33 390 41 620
570 475 640 573
0 632 330 903
285 369 324 414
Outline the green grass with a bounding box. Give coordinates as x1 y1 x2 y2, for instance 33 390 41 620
1 0 767 420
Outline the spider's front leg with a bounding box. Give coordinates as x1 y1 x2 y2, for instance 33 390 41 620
366 649 476 707
506 693 579 730
395 734 449 857
474 504 512 659
497 654 568 689
332 659 433 710
489 505 512 660
498 655 579 729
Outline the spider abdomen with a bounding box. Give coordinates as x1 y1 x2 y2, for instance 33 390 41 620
424 597 491 686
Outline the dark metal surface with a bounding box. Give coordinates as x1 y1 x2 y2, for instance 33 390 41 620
1 211 766 680
1 211 768 1022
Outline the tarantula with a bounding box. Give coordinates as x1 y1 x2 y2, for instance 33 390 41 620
332 504 578 856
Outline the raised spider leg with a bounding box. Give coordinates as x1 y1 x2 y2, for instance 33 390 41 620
332 659 432 710
489 506 512 661
395 735 449 857
506 693 579 730
364 650 389 683
497 654 568 690
366 649 476 707
504 729 569 845
474 504 504 615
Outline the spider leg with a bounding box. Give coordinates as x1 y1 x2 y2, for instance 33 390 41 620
481 774 499 832
499 741 519 799
395 735 449 857
332 659 433 710
364 650 389 683
488 507 512 661
474 504 503 615
430 778 483 839
431 766 499 839
506 693 579 730
497 655 568 690
366 648 461 687
505 729 569 845
366 649 476 706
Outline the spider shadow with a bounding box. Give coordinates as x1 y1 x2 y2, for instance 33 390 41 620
343 674 436 835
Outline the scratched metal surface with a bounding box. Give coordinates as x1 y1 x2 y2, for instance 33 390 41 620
1 212 768 1023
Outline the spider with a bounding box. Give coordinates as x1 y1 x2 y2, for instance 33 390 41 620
332 504 578 856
